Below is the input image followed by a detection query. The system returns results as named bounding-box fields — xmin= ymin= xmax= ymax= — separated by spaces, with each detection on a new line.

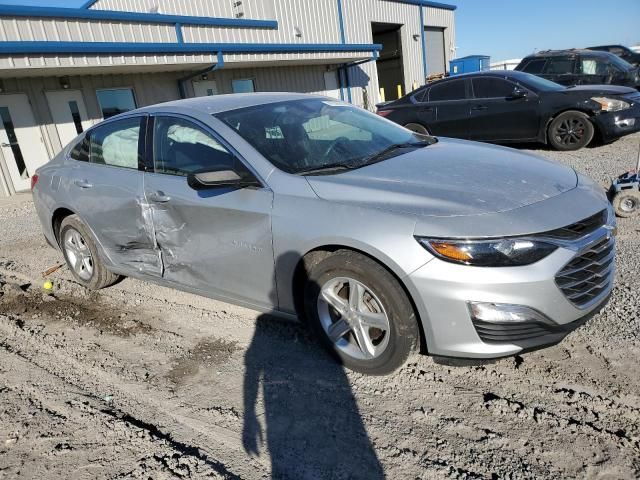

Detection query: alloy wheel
xmin=63 ymin=228 xmax=94 ymax=281
xmin=554 ymin=117 xmax=586 ymax=146
xmin=317 ymin=276 xmax=391 ymax=361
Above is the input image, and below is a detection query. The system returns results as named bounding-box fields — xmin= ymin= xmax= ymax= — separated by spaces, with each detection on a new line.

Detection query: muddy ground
xmin=1 ymin=133 xmax=640 ymax=479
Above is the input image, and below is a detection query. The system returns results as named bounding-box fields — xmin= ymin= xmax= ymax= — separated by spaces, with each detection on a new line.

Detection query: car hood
xmin=562 ymin=84 xmax=638 ymax=95
xmin=306 ymin=138 xmax=578 ymax=218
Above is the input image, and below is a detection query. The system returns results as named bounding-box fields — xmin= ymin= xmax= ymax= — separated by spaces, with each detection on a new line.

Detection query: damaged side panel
xmin=64 ymin=165 xmax=163 ymax=277
xmin=143 ymin=172 xmax=276 ymax=309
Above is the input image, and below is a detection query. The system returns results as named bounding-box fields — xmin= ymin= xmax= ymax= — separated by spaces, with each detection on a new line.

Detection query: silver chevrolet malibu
xmin=32 ymin=93 xmax=616 ymax=375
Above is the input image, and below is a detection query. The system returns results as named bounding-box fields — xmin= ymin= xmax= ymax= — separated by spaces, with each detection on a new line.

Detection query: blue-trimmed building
xmin=0 ymin=0 xmax=456 ymax=195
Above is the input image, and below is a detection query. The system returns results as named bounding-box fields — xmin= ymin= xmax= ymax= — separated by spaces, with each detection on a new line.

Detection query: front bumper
xmin=407 ymin=223 xmax=615 ymax=359
xmin=593 ymin=104 xmax=640 ymax=142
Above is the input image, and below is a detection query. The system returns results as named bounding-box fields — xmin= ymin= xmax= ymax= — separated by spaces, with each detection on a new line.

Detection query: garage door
xmin=424 ymin=27 xmax=446 ymax=76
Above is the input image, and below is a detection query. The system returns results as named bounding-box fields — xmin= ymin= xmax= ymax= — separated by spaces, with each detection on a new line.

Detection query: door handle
xmin=471 ymin=105 xmax=488 ymax=111
xmin=419 ymin=106 xmax=434 ymax=112
xmin=74 ymin=179 xmax=93 ymax=189
xmin=149 ymin=191 xmax=171 ymax=203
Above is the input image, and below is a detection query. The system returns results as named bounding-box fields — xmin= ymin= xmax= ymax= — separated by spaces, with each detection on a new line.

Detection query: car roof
xmin=135 ymin=92 xmax=330 ymax=115
xmin=424 ymin=69 xmax=537 ymax=84
xmin=524 ymin=48 xmax=613 ymax=59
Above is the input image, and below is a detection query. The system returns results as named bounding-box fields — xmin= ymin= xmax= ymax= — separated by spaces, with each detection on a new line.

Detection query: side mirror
xmin=187 ymin=168 xmax=259 ymax=190
xmin=509 ymin=87 xmax=528 ymax=99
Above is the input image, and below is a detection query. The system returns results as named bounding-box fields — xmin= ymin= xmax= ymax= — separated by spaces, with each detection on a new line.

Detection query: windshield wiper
xmin=295 ymin=161 xmax=361 ymax=176
xmin=362 ymin=140 xmax=432 ymax=166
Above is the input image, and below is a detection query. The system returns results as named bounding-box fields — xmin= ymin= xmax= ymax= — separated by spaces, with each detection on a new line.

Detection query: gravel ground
xmin=1 ymin=133 xmax=639 ymax=479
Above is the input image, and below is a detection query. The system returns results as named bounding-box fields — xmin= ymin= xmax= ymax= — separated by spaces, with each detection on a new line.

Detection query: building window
xmin=232 ymin=79 xmax=255 ymax=93
xmin=68 ymin=100 xmax=84 ymax=134
xmin=96 ymin=88 xmax=137 ymax=119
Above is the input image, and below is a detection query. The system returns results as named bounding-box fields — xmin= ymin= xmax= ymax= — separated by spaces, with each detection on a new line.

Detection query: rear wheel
xmin=404 ymin=123 xmax=430 ymax=135
xmin=304 ymin=250 xmax=420 ymax=375
xmin=612 ymin=190 xmax=640 ymax=217
xmin=548 ymin=111 xmax=594 ymax=151
xmin=59 ymin=215 xmax=120 ymax=289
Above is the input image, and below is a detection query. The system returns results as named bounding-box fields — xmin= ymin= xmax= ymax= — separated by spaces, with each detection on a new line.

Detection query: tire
xmin=303 ymin=250 xmax=420 ymax=375
xmin=404 ymin=123 xmax=430 ymax=135
xmin=59 ymin=214 xmax=120 ymax=289
xmin=547 ymin=111 xmax=594 ymax=151
xmin=612 ymin=190 xmax=640 ymax=218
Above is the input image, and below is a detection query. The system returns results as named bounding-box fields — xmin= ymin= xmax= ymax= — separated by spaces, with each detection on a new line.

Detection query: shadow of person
xmin=242 ymin=252 xmax=384 ymax=479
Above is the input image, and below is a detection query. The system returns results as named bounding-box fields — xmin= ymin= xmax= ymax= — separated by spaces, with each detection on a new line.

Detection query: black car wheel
xmin=404 ymin=123 xmax=430 ymax=135
xmin=548 ymin=111 xmax=594 ymax=151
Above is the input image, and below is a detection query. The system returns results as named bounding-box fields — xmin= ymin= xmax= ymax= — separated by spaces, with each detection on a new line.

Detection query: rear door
xmin=540 ymin=56 xmax=578 ymax=85
xmin=66 ymin=115 xmax=162 ymax=276
xmin=425 ymin=78 xmax=471 ymax=138
xmin=468 ymin=77 xmax=540 ymax=141
xmin=143 ymin=114 xmax=276 ymax=308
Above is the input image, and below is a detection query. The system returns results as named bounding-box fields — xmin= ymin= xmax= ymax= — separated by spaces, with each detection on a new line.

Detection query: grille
xmin=543 ymin=210 xmax=607 ymax=240
xmin=472 ymin=320 xmax=556 ymax=343
xmin=555 ymin=234 xmax=615 ymax=308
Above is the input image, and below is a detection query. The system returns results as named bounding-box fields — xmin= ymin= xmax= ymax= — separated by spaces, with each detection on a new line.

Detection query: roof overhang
xmin=0 ymin=41 xmax=381 ymax=56
xmin=0 ymin=4 xmax=278 ymax=29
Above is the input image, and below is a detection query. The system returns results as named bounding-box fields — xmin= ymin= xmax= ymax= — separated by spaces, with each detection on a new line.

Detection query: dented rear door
xmin=67 ymin=115 xmax=163 ymax=277
xmin=143 ymin=114 xmax=276 ymax=309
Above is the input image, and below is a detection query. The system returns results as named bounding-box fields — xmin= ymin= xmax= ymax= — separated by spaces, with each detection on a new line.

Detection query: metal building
xmin=0 ymin=0 xmax=456 ymax=196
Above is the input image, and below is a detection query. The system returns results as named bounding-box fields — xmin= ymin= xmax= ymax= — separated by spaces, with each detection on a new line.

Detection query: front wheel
xmin=548 ymin=111 xmax=594 ymax=151
xmin=304 ymin=250 xmax=420 ymax=375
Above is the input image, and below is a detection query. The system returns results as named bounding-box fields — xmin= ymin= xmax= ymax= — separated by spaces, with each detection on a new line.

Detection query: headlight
xmin=591 ymin=96 xmax=630 ymax=112
xmin=416 ymin=237 xmax=558 ymax=267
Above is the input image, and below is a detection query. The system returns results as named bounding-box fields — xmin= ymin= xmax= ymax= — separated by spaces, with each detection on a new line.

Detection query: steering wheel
xmin=322 ymin=136 xmax=351 ymax=160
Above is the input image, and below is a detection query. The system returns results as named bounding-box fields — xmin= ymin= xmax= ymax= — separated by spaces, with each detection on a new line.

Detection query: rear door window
xmin=472 ymin=78 xmax=516 ymax=98
xmin=543 ymin=57 xmax=576 ymax=74
xmin=89 ymin=117 xmax=142 ymax=169
xmin=428 ymin=80 xmax=467 ymax=102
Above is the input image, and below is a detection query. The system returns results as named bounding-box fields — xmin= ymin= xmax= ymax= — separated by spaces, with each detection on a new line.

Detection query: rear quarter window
xmin=520 ymin=58 xmax=547 ymax=74
xmin=69 ymin=135 xmax=89 ymax=162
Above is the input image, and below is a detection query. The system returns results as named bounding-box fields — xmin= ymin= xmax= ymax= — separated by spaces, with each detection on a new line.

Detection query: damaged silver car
xmin=32 ymin=93 xmax=615 ymax=374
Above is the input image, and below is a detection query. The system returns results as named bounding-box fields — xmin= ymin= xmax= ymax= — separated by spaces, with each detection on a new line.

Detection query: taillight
xmin=30 ymin=174 xmax=39 ymax=191
xmin=376 ymin=110 xmax=393 ymax=117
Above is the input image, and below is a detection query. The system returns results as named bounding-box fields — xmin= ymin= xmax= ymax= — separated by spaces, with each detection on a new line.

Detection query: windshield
xmin=215 ymin=98 xmax=435 ymax=175
xmin=519 ymin=73 xmax=566 ymax=91
xmin=607 ymin=53 xmax=634 ymax=71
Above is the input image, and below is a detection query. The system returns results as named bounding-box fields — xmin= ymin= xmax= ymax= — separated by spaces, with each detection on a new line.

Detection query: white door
xmin=45 ymin=90 xmax=92 ymax=151
xmin=323 ymin=71 xmax=341 ymax=99
xmin=0 ymin=94 xmax=50 ymax=192
xmin=192 ymin=80 xmax=218 ymax=97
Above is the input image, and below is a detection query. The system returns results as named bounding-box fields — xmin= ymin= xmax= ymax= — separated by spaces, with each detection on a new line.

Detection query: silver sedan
xmin=32 ymin=93 xmax=615 ymax=374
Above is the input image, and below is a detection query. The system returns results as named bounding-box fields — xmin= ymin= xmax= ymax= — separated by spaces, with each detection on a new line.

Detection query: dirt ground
xmin=1 ymin=134 xmax=639 ymax=479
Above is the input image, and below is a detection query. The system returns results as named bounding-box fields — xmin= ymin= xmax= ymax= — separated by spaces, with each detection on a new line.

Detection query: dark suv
xmin=516 ymin=49 xmax=640 ymax=89
xmin=587 ymin=45 xmax=640 ymax=67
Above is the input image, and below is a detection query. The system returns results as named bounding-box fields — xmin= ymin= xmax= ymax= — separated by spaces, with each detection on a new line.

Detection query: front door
xmin=0 ymin=94 xmax=50 ymax=192
xmin=45 ymin=90 xmax=92 ymax=152
xmin=144 ymin=114 xmax=275 ymax=308
xmin=468 ymin=77 xmax=540 ymax=141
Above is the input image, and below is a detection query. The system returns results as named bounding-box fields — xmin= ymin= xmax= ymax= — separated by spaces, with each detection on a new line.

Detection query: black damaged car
xmin=377 ymin=70 xmax=640 ymax=151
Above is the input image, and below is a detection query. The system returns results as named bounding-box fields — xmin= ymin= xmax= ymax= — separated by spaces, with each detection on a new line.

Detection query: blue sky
xmin=1 ymin=0 xmax=639 ymax=62
xmin=454 ymin=0 xmax=640 ymax=61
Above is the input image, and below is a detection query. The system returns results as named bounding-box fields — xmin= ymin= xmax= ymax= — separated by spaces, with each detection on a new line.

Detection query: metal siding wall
xmin=90 ymin=0 xmax=275 ymax=19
